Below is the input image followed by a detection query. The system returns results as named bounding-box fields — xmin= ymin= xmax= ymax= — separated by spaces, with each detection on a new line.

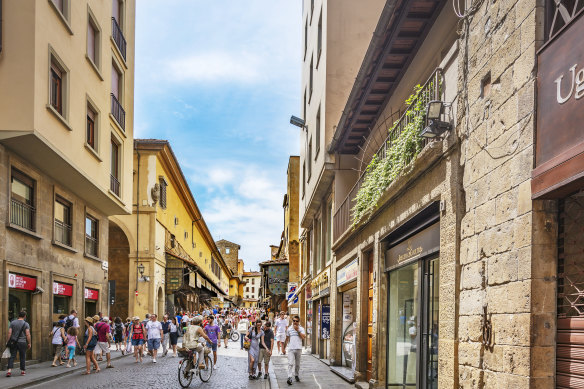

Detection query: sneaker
xmin=295 ymin=376 xmax=300 ymax=382
xmin=213 ymin=365 xmax=219 ymax=370
xmin=5 ymin=372 xmax=11 ymax=377
xmin=20 ymin=371 xmax=26 ymax=376
xmin=264 ymin=373 xmax=269 ymax=379
xmin=152 ymin=359 xmax=157 ymax=363
xmin=287 ymin=378 xmax=293 ymax=385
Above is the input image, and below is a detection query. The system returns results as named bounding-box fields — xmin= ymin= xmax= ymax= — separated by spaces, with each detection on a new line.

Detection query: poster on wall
xmin=321 ymin=304 xmax=330 ymax=339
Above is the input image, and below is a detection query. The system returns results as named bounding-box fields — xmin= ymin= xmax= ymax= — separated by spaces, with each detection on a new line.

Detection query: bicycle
xmin=229 ymin=329 xmax=240 ymax=342
xmin=177 ymin=347 xmax=213 ymax=387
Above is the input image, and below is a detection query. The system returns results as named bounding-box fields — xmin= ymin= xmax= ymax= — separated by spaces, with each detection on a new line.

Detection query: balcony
xmin=111 ymin=93 xmax=125 ymax=130
xmin=111 ymin=17 xmax=127 ymax=61
xmin=333 ymin=69 xmax=443 ymax=243
xmin=54 ymin=220 xmax=72 ymax=246
xmin=110 ymin=174 xmax=120 ymax=197
xmin=10 ymin=199 xmax=35 ymax=231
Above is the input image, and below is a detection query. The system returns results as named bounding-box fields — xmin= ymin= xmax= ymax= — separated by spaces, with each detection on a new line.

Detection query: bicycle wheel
xmin=199 ymin=355 xmax=213 ymax=382
xmin=230 ymin=331 xmax=240 ymax=342
xmin=178 ymin=358 xmax=194 ymax=388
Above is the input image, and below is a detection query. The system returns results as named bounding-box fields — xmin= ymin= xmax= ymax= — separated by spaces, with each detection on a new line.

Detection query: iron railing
xmin=111 ymin=17 xmax=127 ymax=61
xmin=85 ymin=235 xmax=98 ymax=257
xmin=10 ymin=199 xmax=35 ymax=231
xmin=54 ymin=220 xmax=72 ymax=246
xmin=332 ymin=68 xmax=443 ymax=242
xmin=110 ymin=174 xmax=120 ymax=196
xmin=111 ymin=93 xmax=125 ymax=130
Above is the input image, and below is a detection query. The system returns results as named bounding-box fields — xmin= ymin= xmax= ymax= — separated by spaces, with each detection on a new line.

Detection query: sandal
xmin=82 ymin=371 xmax=91 ymax=375
xmin=95 ymin=369 xmax=101 ymax=373
xmin=51 ymin=364 xmax=58 ymax=367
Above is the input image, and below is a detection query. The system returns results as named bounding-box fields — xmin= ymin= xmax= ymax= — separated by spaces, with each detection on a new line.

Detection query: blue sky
xmin=134 ymin=1 xmax=302 ymax=271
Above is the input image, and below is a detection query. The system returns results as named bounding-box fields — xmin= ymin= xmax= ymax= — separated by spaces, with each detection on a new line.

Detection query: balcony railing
xmin=54 ymin=220 xmax=72 ymax=246
xmin=85 ymin=235 xmax=98 ymax=257
xmin=10 ymin=199 xmax=35 ymax=231
xmin=111 ymin=17 xmax=127 ymax=61
xmin=110 ymin=174 xmax=120 ymax=197
xmin=333 ymin=68 xmax=443 ymax=242
xmin=111 ymin=93 xmax=125 ymax=130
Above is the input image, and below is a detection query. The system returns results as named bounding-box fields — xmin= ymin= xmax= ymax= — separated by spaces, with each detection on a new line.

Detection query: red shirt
xmin=132 ymin=323 xmax=145 ymax=340
xmin=95 ymin=322 xmax=110 ymax=342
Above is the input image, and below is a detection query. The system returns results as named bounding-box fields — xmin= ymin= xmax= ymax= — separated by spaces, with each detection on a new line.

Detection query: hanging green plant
xmin=351 ymin=83 xmax=434 ymax=227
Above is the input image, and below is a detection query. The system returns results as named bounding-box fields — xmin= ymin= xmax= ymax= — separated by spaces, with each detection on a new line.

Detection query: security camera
xmin=290 ymin=115 xmax=306 ymax=128
xmin=33 ymin=286 xmax=45 ymax=294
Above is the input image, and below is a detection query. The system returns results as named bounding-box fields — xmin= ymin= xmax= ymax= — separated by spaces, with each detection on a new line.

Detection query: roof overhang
xmin=329 ymin=0 xmax=448 ymax=155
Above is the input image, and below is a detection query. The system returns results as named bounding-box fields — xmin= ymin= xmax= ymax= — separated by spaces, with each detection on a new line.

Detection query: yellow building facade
xmin=108 ymin=139 xmax=234 ymax=320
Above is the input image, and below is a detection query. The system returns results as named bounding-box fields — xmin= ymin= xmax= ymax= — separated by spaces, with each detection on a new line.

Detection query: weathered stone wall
xmin=216 ymin=240 xmax=240 ymax=274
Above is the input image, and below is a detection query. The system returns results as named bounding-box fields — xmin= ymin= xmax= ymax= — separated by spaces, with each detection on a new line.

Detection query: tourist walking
xmin=257 ymin=321 xmax=274 ymax=379
xmin=65 ymin=309 xmax=80 ymax=330
xmin=221 ymin=318 xmax=232 ymax=348
xmin=161 ymin=314 xmax=171 ymax=356
xmin=112 ymin=317 xmax=125 ymax=354
xmin=5 ymin=311 xmax=31 ymax=377
xmin=285 ymin=315 xmax=306 ymax=385
xmin=65 ymin=326 xmax=80 ymax=368
xmin=169 ymin=317 xmax=179 ymax=357
xmin=275 ymin=311 xmax=288 ymax=355
xmin=50 ymin=320 xmax=66 ymax=367
xmin=82 ymin=317 xmax=100 ymax=375
xmin=238 ymin=314 xmax=251 ymax=350
xmin=130 ymin=316 xmax=145 ymax=363
xmin=204 ymin=315 xmax=220 ymax=369
xmin=245 ymin=320 xmax=266 ymax=380
xmin=95 ymin=317 xmax=114 ymax=368
xmin=145 ymin=314 xmax=163 ymax=363
xmin=124 ymin=317 xmax=133 ymax=354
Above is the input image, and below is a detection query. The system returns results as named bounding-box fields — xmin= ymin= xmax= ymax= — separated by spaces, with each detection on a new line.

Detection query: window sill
xmin=85 ymin=55 xmax=104 ymax=81
xmin=108 ymin=189 xmax=124 ymax=204
xmin=110 ymin=36 xmax=128 ymax=69
xmin=7 ymin=223 xmax=42 ymax=240
xmin=46 ymin=104 xmax=73 ymax=131
xmin=84 ymin=143 xmax=102 ymax=162
xmin=52 ymin=240 xmax=78 ymax=253
xmin=48 ymin=0 xmax=73 ymax=35
xmin=84 ymin=252 xmax=101 ymax=262
xmin=109 ymin=113 xmax=127 ymax=138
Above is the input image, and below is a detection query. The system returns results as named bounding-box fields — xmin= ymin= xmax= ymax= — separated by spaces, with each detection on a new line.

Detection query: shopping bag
xmin=1 ymin=348 xmax=10 ymax=359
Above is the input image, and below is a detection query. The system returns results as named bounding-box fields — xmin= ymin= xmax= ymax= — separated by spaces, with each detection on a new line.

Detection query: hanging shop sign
xmin=337 ymin=258 xmax=359 ymax=287
xmin=53 ymin=282 xmax=73 ymax=297
xmin=84 ymin=288 xmax=99 ymax=301
xmin=534 ymin=12 xmax=584 ymax=198
xmin=8 ymin=273 xmax=37 ymax=291
xmin=310 ymin=267 xmax=330 ymax=299
xmin=386 ymin=222 xmax=440 ymax=270
xmin=320 ymin=304 xmax=330 ymax=339
xmin=267 ymin=264 xmax=289 ymax=295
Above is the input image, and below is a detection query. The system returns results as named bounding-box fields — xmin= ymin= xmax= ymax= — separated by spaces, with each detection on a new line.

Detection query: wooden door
xmin=367 ymin=251 xmax=374 ymax=381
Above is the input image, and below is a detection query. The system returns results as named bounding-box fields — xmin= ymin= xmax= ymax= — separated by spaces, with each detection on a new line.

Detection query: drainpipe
xmin=135 ymin=149 xmax=140 ymax=297
xmin=0 ymin=0 xmax=3 ymax=54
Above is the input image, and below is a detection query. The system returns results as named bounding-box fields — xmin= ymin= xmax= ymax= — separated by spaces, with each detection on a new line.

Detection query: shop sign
xmin=320 ymin=304 xmax=330 ymax=339
xmin=189 ymin=272 xmax=196 ymax=288
xmin=53 ymin=282 xmax=73 ymax=297
xmin=84 ymin=288 xmax=99 ymax=300
xmin=310 ymin=267 xmax=330 ymax=299
xmin=386 ymin=222 xmax=440 ymax=270
xmin=8 ymin=273 xmax=37 ymax=291
xmin=337 ymin=258 xmax=359 ymax=287
xmin=290 ymin=307 xmax=299 ymax=314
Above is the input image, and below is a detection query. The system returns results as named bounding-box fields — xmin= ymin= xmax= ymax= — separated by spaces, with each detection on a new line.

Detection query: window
xmin=111 ymin=62 xmax=125 ymax=129
xmin=50 ymin=0 xmax=71 ymax=30
xmin=87 ymin=11 xmax=101 ymax=69
xmin=325 ymin=199 xmax=332 ymax=263
xmin=110 ymin=138 xmax=120 ymax=196
xmin=112 ymin=0 xmax=127 ymax=61
xmin=159 ymin=178 xmax=167 ymax=209
xmin=10 ymin=169 xmax=35 ymax=231
xmin=303 ymin=89 xmax=307 ymax=120
xmin=54 ymin=196 xmax=72 ymax=246
xmin=252 ymin=278 xmax=255 ymax=285
xmin=52 ymin=0 xmax=65 ymax=14
xmin=302 ymin=162 xmax=306 ymax=197
xmin=112 ymin=0 xmax=122 ymax=29
xmin=308 ymin=138 xmax=312 ymax=180
xmin=50 ymin=62 xmax=63 ymax=115
xmin=252 ymin=287 xmax=255 ymax=293
xmin=226 ymin=248 xmax=230 ymax=254
xmin=304 ymin=20 xmax=308 ymax=59
xmin=309 ymin=56 xmax=314 ymax=98
xmin=86 ymin=104 xmax=96 ymax=150
xmin=246 ymin=287 xmax=249 ymax=292
xmin=315 ymin=105 xmax=321 ymax=156
xmin=317 ymin=11 xmax=322 ymax=62
xmin=85 ymin=215 xmax=99 ymax=257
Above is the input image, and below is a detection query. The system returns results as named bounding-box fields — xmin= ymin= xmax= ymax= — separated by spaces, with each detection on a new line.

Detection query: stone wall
xmin=216 ymin=240 xmax=240 ymax=274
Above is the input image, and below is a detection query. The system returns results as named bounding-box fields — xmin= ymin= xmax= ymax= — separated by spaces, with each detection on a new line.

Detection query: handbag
xmin=6 ymin=322 xmax=26 ymax=348
xmin=243 ymin=340 xmax=251 ymax=350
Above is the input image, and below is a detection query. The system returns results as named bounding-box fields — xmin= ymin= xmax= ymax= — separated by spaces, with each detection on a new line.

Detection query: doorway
xmin=367 ymin=251 xmax=374 ymax=381
xmin=108 ymin=222 xmax=130 ymax=319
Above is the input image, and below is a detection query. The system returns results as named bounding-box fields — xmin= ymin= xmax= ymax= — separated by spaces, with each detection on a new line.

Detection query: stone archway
xmin=108 ymin=221 xmax=130 ymax=320
xmin=157 ymin=286 xmax=165 ymax=318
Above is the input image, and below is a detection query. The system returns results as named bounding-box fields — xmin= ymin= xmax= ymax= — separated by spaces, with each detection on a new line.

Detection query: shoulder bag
xmin=6 ymin=322 xmax=26 ymax=348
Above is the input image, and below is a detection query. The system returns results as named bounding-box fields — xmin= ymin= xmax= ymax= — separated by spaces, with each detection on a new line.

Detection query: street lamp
xmin=290 ymin=115 xmax=306 ymax=129
xmin=420 ymin=100 xmax=452 ymax=139
xmin=138 ymin=263 xmax=145 ymax=277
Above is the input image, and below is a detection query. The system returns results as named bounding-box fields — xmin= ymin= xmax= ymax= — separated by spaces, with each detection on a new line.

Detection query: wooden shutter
xmin=111 ymin=64 xmax=120 ymax=99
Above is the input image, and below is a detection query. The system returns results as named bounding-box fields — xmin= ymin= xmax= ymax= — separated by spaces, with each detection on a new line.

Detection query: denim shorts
xmin=207 ymin=342 xmax=217 ymax=352
xmin=131 ymin=339 xmax=145 ymax=346
xmin=147 ymin=338 xmax=161 ymax=351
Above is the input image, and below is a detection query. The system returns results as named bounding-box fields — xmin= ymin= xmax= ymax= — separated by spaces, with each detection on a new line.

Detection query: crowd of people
xmin=5 ymin=307 xmax=307 ymax=386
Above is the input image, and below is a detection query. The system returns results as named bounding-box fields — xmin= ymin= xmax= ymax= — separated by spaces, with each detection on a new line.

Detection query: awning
xmin=287 ymin=277 xmax=310 ymax=303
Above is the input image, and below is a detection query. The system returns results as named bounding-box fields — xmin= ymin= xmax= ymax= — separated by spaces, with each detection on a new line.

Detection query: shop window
xmin=54 ymin=196 xmax=72 ymax=246
xmin=85 ymin=215 xmax=99 ymax=257
xmin=10 ymin=168 xmax=36 ymax=231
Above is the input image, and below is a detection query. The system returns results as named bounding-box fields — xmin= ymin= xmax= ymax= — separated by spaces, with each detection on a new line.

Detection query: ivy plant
xmin=351 ymin=83 xmax=435 ymax=227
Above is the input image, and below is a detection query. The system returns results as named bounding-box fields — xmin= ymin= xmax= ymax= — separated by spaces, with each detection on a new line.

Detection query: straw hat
xmin=92 ymin=315 xmax=100 ymax=322
xmin=85 ymin=316 xmax=94 ymax=324
xmin=133 ymin=316 xmax=140 ymax=321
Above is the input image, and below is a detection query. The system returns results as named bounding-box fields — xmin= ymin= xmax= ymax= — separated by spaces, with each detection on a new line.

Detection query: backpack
xmin=64 ymin=316 xmax=74 ymax=332
xmin=115 ymin=323 xmax=124 ymax=338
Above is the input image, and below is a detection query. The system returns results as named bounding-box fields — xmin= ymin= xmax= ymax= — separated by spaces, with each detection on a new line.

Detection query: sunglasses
xmin=293 ymin=320 xmax=299 ymax=323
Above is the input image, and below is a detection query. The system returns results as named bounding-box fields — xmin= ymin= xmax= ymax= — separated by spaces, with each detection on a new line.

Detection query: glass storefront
xmin=341 ymin=288 xmax=357 ymax=369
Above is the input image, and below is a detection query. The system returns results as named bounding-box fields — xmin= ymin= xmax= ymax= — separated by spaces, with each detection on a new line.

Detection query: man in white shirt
xmin=238 ymin=315 xmax=251 ymax=350
xmin=285 ymin=315 xmax=306 ymax=385
xmin=145 ymin=314 xmax=163 ymax=363
xmin=66 ymin=310 xmax=80 ymax=328
xmin=274 ymin=311 xmax=288 ymax=355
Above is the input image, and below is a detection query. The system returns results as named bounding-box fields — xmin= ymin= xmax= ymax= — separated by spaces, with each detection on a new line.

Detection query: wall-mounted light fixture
xmin=420 ymin=100 xmax=452 ymax=139
xmin=289 ymin=115 xmax=306 ymax=129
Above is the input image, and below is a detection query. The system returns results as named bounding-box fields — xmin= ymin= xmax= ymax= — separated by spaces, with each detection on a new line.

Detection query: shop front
xmin=336 ymin=258 xmax=359 ymax=370
xmin=385 ymin=218 xmax=439 ymax=389
xmin=7 ymin=272 xmax=38 ymax=360
xmin=84 ymin=287 xmax=99 ymax=317
xmin=52 ymin=281 xmax=73 ymax=322
xmin=311 ymin=267 xmax=331 ymax=360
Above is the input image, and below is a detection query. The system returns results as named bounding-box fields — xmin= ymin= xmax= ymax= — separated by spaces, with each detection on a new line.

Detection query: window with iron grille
xmin=85 ymin=215 xmax=98 ymax=257
xmin=54 ymin=196 xmax=72 ymax=246
xmin=10 ymin=169 xmax=35 ymax=231
xmin=160 ymin=178 xmax=167 ymax=209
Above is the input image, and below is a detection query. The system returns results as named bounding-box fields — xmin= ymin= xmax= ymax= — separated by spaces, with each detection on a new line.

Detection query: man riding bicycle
xmin=182 ymin=316 xmax=212 ymax=369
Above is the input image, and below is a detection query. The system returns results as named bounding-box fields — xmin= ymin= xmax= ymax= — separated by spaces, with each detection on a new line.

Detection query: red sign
xmin=84 ymin=288 xmax=98 ymax=300
xmin=8 ymin=273 xmax=37 ymax=291
xmin=53 ymin=282 xmax=73 ymax=297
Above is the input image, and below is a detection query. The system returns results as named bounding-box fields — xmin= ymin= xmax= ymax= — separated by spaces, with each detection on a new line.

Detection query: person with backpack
xmin=112 ymin=317 xmax=125 ymax=354
xmin=65 ymin=310 xmax=79 ymax=332
xmin=49 ymin=320 xmax=66 ymax=367
xmin=129 ymin=316 xmax=145 ymax=363
xmin=82 ymin=317 xmax=100 ymax=375
xmin=160 ymin=314 xmax=171 ymax=357
xmin=5 ymin=311 xmax=31 ymax=377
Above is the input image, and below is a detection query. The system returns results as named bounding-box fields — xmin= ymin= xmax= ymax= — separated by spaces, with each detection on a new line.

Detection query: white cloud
xmin=166 ymin=51 xmax=263 ymax=84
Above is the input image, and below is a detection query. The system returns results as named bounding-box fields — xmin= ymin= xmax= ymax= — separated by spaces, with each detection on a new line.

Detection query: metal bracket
xmin=481 ymin=305 xmax=494 ymax=351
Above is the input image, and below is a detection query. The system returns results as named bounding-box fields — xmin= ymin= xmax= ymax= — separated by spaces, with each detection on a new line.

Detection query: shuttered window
xmin=159 ymin=178 xmax=167 ymax=209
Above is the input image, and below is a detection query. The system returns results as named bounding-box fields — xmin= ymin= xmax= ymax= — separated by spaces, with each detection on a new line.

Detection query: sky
xmin=134 ymin=1 xmax=302 ymax=271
